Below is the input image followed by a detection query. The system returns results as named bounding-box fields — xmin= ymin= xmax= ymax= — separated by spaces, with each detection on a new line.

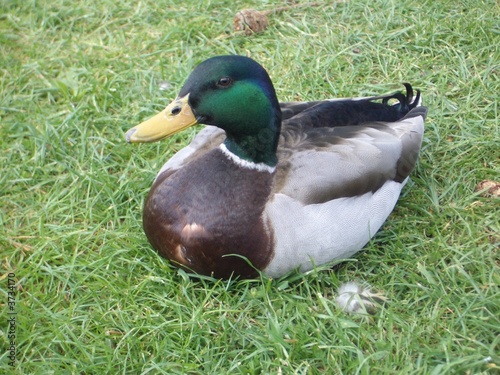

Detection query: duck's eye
xmin=216 ymin=77 xmax=233 ymax=88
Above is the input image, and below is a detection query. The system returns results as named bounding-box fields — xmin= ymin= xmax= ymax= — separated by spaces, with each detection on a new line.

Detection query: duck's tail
xmin=282 ymin=84 xmax=426 ymax=128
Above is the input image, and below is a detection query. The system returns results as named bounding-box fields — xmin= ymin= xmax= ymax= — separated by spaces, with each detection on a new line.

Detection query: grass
xmin=1 ymin=0 xmax=499 ymax=373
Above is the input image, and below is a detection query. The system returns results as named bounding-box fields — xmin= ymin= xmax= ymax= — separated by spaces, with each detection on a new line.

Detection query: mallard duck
xmin=126 ymin=55 xmax=427 ymax=279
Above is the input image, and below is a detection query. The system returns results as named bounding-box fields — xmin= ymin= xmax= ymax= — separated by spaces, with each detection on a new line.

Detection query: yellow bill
xmin=125 ymin=94 xmax=198 ymax=143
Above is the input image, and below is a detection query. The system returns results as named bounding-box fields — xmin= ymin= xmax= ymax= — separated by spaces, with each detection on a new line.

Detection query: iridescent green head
xmin=126 ymin=55 xmax=282 ymax=166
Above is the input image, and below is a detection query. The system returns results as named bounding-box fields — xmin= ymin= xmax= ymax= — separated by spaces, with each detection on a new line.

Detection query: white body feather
xmin=262 ymin=179 xmax=406 ymax=277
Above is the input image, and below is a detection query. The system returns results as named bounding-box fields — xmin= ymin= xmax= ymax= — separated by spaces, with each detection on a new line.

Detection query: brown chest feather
xmin=143 ymin=149 xmax=275 ymax=278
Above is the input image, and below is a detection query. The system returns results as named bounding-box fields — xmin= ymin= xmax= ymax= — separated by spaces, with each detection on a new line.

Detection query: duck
xmin=126 ymin=55 xmax=427 ymax=279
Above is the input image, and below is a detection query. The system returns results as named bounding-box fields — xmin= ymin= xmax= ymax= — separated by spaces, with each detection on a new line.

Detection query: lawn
xmin=1 ymin=0 xmax=499 ymax=373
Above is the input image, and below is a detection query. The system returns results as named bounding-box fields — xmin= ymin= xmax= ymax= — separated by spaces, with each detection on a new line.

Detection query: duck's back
xmin=263 ymin=103 xmax=426 ymax=277
xmin=273 ymin=105 xmax=427 ymax=204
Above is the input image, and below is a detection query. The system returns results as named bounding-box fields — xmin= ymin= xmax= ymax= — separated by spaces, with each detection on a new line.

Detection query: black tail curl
xmin=382 ymin=83 xmax=421 ymax=113
xmin=298 ymin=83 xmax=423 ymax=128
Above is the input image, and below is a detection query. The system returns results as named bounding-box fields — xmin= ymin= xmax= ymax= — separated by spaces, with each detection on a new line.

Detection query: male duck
xmin=126 ymin=55 xmax=427 ymax=279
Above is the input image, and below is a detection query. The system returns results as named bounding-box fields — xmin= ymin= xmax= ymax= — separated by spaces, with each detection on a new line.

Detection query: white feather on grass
xmin=336 ymin=281 xmax=388 ymax=314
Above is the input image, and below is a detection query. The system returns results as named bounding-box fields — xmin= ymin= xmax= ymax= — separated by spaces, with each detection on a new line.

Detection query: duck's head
xmin=126 ymin=55 xmax=282 ymax=166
